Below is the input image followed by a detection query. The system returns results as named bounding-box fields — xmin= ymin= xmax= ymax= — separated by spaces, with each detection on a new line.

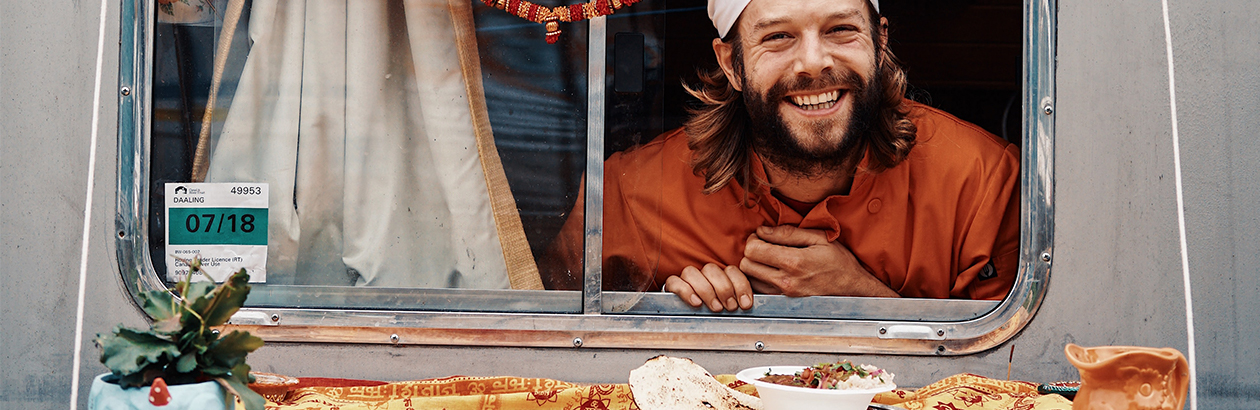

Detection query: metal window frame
xmin=116 ymin=0 xmax=1055 ymax=355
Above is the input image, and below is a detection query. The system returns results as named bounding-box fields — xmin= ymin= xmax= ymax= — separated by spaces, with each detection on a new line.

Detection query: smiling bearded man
xmin=543 ymin=0 xmax=1021 ymax=312
xmin=744 ymin=61 xmax=877 ymax=179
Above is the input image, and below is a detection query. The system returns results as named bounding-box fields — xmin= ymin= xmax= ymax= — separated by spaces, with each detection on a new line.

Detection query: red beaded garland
xmin=484 ymin=0 xmax=642 ymax=43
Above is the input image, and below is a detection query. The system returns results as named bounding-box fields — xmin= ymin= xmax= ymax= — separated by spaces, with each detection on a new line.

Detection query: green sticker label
xmin=167 ymin=207 xmax=268 ymax=246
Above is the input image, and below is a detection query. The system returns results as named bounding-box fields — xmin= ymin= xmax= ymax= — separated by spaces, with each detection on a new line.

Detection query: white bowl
xmin=736 ymin=366 xmax=896 ymax=410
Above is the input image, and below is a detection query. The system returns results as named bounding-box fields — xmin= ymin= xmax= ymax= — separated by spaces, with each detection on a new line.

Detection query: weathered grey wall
xmin=1 ymin=0 xmax=140 ymax=408
xmin=1168 ymin=2 xmax=1260 ymax=405
xmin=1044 ymin=1 xmax=1260 ymax=406
xmin=2 ymin=0 xmax=1257 ymax=409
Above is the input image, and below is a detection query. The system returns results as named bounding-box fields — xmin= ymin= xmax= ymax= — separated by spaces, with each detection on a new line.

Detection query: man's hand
xmin=740 ymin=225 xmax=901 ymax=298
xmin=663 ymin=263 xmax=755 ymax=312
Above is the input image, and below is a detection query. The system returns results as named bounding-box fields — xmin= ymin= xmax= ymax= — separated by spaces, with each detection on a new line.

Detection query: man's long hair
xmin=683 ymin=6 xmax=917 ymax=195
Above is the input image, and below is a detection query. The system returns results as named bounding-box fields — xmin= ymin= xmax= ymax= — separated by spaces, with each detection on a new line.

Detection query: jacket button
xmin=868 ymin=198 xmax=882 ymax=213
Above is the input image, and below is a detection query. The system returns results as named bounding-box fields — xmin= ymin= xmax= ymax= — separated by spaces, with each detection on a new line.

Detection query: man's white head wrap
xmin=708 ymin=0 xmax=880 ymax=39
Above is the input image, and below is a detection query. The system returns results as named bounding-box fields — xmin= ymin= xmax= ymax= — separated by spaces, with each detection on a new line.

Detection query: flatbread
xmin=629 ymin=356 xmax=763 ymax=410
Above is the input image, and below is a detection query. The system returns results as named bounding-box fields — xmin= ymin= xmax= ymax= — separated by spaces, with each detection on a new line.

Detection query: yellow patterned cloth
xmin=254 ymin=373 xmax=1070 ymax=410
xmin=260 ymin=376 xmax=638 ymax=410
xmin=872 ymin=373 xmax=1073 ymax=410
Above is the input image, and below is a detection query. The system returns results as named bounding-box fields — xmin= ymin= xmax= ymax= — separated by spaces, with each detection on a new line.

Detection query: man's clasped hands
xmin=663 ymin=225 xmax=901 ymax=312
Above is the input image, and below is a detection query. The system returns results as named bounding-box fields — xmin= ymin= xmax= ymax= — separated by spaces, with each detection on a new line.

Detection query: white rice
xmin=832 ymin=365 xmax=895 ymax=390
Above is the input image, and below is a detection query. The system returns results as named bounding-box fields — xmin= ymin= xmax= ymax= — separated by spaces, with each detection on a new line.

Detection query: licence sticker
xmin=164 ymin=183 xmax=267 ymax=283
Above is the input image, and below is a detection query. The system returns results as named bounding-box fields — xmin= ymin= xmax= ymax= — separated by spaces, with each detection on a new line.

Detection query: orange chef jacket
xmin=544 ymin=101 xmax=1020 ymax=300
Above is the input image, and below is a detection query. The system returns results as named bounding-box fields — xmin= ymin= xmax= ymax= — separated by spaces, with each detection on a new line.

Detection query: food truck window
xmin=117 ymin=0 xmax=1055 ymax=354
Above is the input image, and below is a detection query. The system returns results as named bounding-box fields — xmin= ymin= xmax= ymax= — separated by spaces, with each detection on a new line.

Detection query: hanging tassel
xmin=545 ymin=20 xmax=561 ymax=44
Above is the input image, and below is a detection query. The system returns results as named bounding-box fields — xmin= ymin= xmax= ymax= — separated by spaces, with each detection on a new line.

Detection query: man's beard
xmin=743 ymin=68 xmax=882 ymax=178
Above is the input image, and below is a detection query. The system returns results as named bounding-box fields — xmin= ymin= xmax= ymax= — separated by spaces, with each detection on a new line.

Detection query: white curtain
xmin=205 ymin=0 xmax=511 ymax=289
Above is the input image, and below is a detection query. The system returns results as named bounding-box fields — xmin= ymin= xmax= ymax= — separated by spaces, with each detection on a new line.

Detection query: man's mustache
xmin=763 ymin=70 xmax=866 ymax=103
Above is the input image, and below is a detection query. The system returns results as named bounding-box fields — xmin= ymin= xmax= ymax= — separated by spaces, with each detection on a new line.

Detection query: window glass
xmin=584 ymin=0 xmax=1025 ymax=316
xmin=147 ymin=0 xmax=585 ymax=299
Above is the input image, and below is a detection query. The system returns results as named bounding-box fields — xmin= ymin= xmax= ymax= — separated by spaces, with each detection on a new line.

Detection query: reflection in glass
xmin=148 ymin=0 xmax=586 ymax=290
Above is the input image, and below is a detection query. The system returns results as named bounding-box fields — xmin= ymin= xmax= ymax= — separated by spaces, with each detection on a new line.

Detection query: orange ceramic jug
xmin=1064 ymin=344 xmax=1190 ymax=410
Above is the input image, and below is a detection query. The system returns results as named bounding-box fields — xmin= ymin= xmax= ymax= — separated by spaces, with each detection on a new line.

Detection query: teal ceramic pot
xmin=88 ymin=374 xmax=228 ymax=410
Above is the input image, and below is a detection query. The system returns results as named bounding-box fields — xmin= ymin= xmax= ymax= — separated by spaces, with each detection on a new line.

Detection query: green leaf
xmin=181 ymin=281 xmax=216 ymax=302
xmin=201 ymin=269 xmax=252 ymax=327
xmin=230 ymin=362 xmax=253 ymax=386
xmin=200 ymin=365 xmax=231 ymax=377
xmin=96 ymin=327 xmax=179 ymax=376
xmin=177 ymin=283 xmax=217 ymax=331
xmin=204 ymin=330 xmax=263 ymax=368
xmin=152 ymin=317 xmax=185 ymax=335
xmin=175 ymin=351 xmax=199 ymax=373
xmin=218 ymin=373 xmax=266 ymax=410
xmin=138 ymin=290 xmax=177 ymax=321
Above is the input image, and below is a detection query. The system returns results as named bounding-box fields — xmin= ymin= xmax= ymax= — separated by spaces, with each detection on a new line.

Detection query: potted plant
xmin=90 ymin=258 xmax=265 ymax=410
